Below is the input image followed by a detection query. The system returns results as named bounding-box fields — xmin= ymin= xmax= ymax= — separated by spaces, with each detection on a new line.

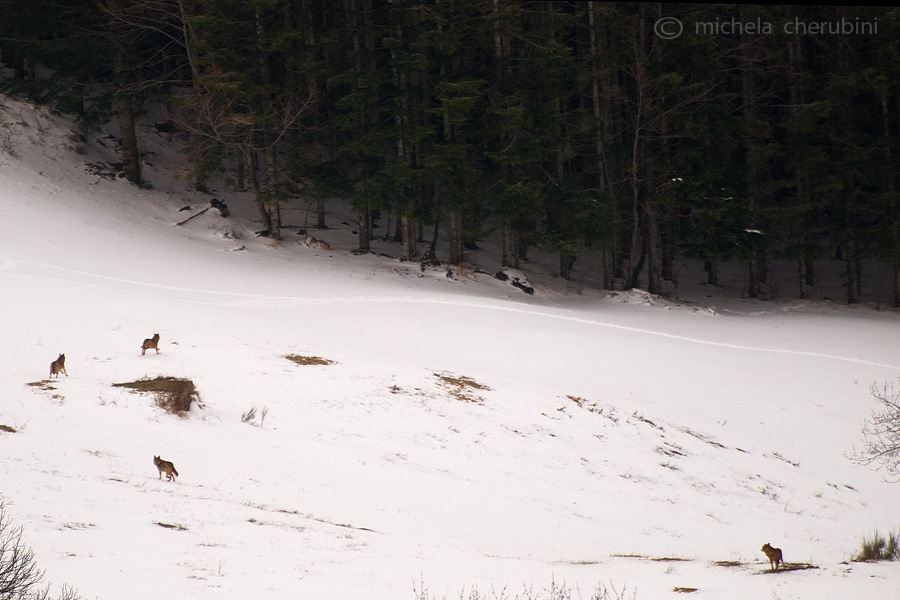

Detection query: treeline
xmin=1 ymin=2 xmax=899 ymax=304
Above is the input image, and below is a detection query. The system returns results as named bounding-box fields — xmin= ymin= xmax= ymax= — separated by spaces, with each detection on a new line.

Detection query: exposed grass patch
xmin=713 ymin=560 xmax=742 ymax=567
xmin=567 ymin=394 xmax=589 ymax=406
xmin=112 ymin=376 xmax=199 ymax=416
xmin=154 ymin=521 xmax=188 ymax=531
xmin=435 ymin=372 xmax=490 ymax=404
xmin=853 ymin=528 xmax=900 ymax=562
xmin=0 ymin=424 xmax=16 ymax=433
xmin=26 ymin=380 xmax=56 ymax=391
xmin=760 ymin=563 xmax=818 ymax=573
xmin=673 ymin=587 xmax=698 ymax=593
xmin=285 ymin=353 xmax=334 ymax=366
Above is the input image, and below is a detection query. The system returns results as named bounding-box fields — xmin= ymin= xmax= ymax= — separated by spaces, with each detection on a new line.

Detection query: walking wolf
xmin=153 ymin=455 xmax=178 ymax=482
xmin=49 ymin=354 xmax=67 ymax=378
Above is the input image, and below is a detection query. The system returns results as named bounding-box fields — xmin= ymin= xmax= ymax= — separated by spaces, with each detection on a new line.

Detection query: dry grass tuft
xmin=113 ymin=376 xmax=199 ymax=416
xmin=285 ymin=353 xmax=335 ymax=366
xmin=435 ymin=372 xmax=490 ymax=404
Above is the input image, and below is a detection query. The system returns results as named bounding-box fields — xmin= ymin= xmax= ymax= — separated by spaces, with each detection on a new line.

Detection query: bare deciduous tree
xmin=0 ymin=506 xmax=43 ymax=599
xmin=0 ymin=499 xmax=83 ymax=600
xmin=847 ymin=378 xmax=900 ymax=482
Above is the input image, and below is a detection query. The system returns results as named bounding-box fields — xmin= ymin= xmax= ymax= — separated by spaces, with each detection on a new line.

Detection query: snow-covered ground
xmin=0 ymin=96 xmax=898 ymax=600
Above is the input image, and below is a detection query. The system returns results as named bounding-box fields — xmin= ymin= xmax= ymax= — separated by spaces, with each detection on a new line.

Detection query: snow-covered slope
xmin=1 ymin=96 xmax=898 ymax=600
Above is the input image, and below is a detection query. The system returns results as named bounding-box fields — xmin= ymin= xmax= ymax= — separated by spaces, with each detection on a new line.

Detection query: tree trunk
xmin=626 ymin=120 xmax=643 ymax=290
xmin=894 ymin=257 xmax=900 ymax=308
xmin=846 ymin=238 xmax=860 ymax=304
xmin=427 ymin=187 xmax=441 ymax=260
xmin=316 ymin=197 xmax=326 ymax=229
xmin=741 ymin=7 xmax=764 ymax=299
xmin=501 ymin=222 xmax=518 ymax=269
xmin=602 ymin=250 xmax=615 ymax=290
xmin=236 ymin=154 xmax=245 ymax=191
xmin=588 ymin=2 xmax=617 ymax=291
xmin=704 ymin=261 xmax=718 ymax=286
xmin=646 ymin=204 xmax=662 ymax=295
xmin=748 ymin=253 xmax=762 ymax=299
xmin=247 ymin=151 xmax=272 ymax=233
xmin=788 ymin=33 xmax=814 ymax=301
xmin=393 ymin=215 xmax=403 ymax=243
xmin=265 ymin=147 xmax=281 ymax=240
xmin=448 ymin=209 xmax=464 ymax=265
xmin=357 ymin=199 xmax=371 ymax=252
xmin=400 ymin=216 xmax=417 ymax=261
xmin=662 ymin=230 xmax=675 ymax=283
xmin=799 ymin=258 xmax=813 ymax=300
xmin=560 ymin=252 xmax=574 ymax=280
xmin=116 ymin=93 xmax=142 ymax=186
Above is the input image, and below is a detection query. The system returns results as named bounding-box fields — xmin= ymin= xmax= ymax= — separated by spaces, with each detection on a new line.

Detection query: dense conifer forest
xmin=1 ymin=2 xmax=898 ymax=305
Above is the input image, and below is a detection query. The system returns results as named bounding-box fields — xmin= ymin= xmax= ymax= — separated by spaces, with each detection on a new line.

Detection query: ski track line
xmin=5 ymin=258 xmax=899 ymax=371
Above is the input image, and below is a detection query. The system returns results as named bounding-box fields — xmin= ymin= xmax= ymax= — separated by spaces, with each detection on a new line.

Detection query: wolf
xmin=141 ymin=333 xmax=160 ymax=356
xmin=761 ymin=543 xmax=783 ymax=570
xmin=153 ymin=455 xmax=178 ymax=482
xmin=49 ymin=353 xmax=67 ymax=378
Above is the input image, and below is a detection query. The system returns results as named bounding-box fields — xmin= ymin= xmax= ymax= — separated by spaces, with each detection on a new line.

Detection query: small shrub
xmin=241 ymin=406 xmax=268 ymax=427
xmin=854 ymin=529 xmax=900 ymax=562
xmin=112 ymin=376 xmax=199 ymax=416
xmin=285 ymin=353 xmax=334 ymax=366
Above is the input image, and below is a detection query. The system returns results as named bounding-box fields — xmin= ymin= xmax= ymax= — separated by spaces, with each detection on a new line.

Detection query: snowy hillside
xmin=1 ymin=96 xmax=898 ymax=600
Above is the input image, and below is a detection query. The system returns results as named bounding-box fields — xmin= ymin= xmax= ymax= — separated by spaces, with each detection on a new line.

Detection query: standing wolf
xmin=141 ymin=333 xmax=160 ymax=356
xmin=49 ymin=353 xmax=67 ymax=378
xmin=761 ymin=543 xmax=783 ymax=570
xmin=153 ymin=455 xmax=178 ymax=482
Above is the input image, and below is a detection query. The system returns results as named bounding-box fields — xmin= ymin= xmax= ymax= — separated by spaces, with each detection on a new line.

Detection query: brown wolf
xmin=761 ymin=543 xmax=783 ymax=570
xmin=141 ymin=333 xmax=160 ymax=356
xmin=49 ymin=353 xmax=67 ymax=378
xmin=153 ymin=455 xmax=178 ymax=481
